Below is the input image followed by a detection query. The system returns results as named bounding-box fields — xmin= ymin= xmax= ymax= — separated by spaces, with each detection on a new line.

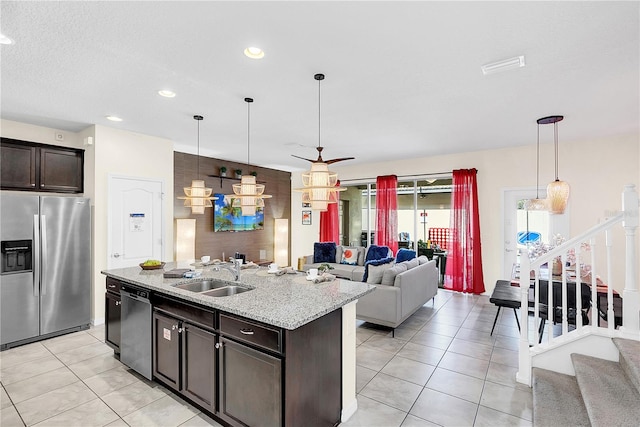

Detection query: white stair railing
xmin=516 ymin=184 xmax=639 ymax=386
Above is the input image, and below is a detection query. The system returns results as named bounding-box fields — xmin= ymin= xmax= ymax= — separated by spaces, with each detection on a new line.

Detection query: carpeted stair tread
xmin=532 ymin=367 xmax=590 ymax=427
xmin=613 ymin=338 xmax=640 ymax=395
xmin=571 ymin=353 xmax=640 ymax=427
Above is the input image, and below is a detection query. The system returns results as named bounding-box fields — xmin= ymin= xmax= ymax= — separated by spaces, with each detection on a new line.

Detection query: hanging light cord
xmin=536 ymin=124 xmax=540 ymax=198
xmin=318 ymin=76 xmax=321 ymax=149
xmin=196 ymin=116 xmax=201 ymax=178
xmin=247 ymin=100 xmax=251 ymax=167
xmin=553 ymin=121 xmax=559 ymax=180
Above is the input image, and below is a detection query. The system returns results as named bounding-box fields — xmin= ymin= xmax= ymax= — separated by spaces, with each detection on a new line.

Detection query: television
xmin=213 ymin=193 xmax=264 ymax=232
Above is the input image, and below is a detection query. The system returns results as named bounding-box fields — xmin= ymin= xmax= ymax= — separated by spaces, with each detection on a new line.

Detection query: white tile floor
xmin=1 ymin=290 xmax=535 ymax=426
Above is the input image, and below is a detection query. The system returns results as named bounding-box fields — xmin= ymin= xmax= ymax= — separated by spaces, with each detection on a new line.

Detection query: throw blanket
xmin=366 ymin=245 xmax=390 ymax=262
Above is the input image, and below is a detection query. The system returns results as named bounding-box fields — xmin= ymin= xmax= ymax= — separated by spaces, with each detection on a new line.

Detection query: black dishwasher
xmin=120 ymin=284 xmax=152 ymax=380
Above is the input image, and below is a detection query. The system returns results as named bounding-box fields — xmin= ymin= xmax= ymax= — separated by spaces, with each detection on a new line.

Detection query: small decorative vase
xmin=220 ymin=171 xmax=226 ymax=177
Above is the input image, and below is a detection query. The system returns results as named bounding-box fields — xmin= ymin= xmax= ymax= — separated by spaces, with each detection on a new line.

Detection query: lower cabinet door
xmin=153 ymin=311 xmax=180 ymax=391
xmin=218 ymin=337 xmax=282 ymax=427
xmin=105 ymin=291 xmax=121 ymax=353
xmin=181 ymin=323 xmax=216 ymax=413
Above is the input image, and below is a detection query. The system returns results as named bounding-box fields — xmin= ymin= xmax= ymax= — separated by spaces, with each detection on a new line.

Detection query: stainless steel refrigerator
xmin=1 ymin=194 xmax=91 ymax=350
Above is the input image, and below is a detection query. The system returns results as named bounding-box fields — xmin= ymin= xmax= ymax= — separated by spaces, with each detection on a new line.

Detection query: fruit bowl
xmin=139 ymin=262 xmax=165 ymax=270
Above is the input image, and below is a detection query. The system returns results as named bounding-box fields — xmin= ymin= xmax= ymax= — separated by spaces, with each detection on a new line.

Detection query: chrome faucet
xmin=214 ymin=259 xmax=242 ymax=281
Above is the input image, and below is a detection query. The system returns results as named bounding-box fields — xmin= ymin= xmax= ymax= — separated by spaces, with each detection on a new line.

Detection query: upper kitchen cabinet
xmin=1 ymin=138 xmax=84 ymax=193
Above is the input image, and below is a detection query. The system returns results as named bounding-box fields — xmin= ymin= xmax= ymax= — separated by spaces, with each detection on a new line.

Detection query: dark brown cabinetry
xmin=218 ymin=316 xmax=283 ymax=427
xmin=105 ymin=278 xmax=122 ymax=353
xmin=153 ymin=297 xmax=216 ymax=413
xmin=1 ymin=138 xmax=84 ymax=193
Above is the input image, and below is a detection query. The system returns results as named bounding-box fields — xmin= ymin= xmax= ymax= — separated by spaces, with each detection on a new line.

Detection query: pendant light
xmin=525 ymin=119 xmax=549 ymax=211
xmin=226 ymin=97 xmax=271 ymax=217
xmin=541 ymin=115 xmax=570 ymax=214
xmin=293 ymin=73 xmax=353 ymax=211
xmin=178 ymin=115 xmax=215 ymax=215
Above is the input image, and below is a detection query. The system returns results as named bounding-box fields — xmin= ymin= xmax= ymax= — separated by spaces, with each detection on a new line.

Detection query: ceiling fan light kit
xmin=179 ymin=115 xmax=216 ymax=214
xmin=226 ymin=97 xmax=272 ymax=217
xmin=293 ymin=73 xmax=353 ymax=211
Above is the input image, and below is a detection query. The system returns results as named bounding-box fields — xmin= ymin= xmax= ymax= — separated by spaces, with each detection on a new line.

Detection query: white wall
xmin=1 ymin=120 xmax=175 ymax=323
xmin=92 ymin=125 xmax=174 ymax=321
xmin=291 ymin=133 xmax=639 ymax=295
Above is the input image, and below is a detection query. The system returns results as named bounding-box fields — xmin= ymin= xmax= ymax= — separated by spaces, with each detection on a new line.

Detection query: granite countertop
xmin=101 ymin=262 xmax=375 ymax=330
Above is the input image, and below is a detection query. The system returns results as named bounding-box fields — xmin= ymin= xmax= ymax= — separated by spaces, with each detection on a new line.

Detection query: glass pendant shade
xmin=179 ymin=179 xmax=214 ymax=215
xmin=524 ymin=198 xmax=548 ymax=211
xmin=229 ymin=175 xmax=271 ymax=217
xmin=547 ymin=179 xmax=570 ymax=214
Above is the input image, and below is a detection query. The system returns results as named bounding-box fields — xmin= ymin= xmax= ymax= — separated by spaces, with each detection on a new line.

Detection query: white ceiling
xmin=1 ymin=1 xmax=638 ymax=172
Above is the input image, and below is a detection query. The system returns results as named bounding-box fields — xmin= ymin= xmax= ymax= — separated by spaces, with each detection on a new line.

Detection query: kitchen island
xmin=102 ymin=263 xmax=375 ymax=427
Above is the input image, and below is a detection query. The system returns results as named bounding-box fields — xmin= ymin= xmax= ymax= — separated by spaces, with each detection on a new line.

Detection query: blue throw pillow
xmin=396 ymin=248 xmax=416 ymax=263
xmin=313 ymin=242 xmax=337 ymax=263
xmin=362 ymin=257 xmax=395 ymax=282
xmin=365 ymin=245 xmax=390 ymax=262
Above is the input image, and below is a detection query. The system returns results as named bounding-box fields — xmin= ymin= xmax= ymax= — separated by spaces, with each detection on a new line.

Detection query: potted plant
xmin=250 ymin=171 xmax=257 ymax=177
xmin=235 ymin=169 xmax=242 ymax=179
xmin=219 ymin=166 xmax=227 ymax=177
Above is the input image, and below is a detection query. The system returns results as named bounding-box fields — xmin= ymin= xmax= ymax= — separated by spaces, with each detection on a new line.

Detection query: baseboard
xmin=92 ymin=317 xmax=105 ymax=326
xmin=341 ymin=399 xmax=358 ymax=422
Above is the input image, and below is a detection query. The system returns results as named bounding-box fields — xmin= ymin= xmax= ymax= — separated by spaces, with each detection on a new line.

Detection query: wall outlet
xmin=259 ymin=249 xmax=266 ymax=260
xmin=55 ymin=132 xmax=64 ymax=141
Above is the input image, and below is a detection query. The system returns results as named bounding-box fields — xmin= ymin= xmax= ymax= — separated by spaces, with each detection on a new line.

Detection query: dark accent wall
xmin=174 ymin=152 xmax=291 ymax=264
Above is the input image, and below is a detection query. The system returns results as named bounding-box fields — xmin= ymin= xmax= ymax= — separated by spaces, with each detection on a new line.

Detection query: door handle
xmin=113 ymin=253 xmax=121 ymax=258
xmin=40 ymin=215 xmax=47 ymax=295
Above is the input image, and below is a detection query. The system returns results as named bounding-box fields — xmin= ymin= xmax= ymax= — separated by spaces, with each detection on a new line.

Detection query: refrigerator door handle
xmin=40 ymin=215 xmax=47 ymax=295
xmin=33 ymin=215 xmax=40 ymax=297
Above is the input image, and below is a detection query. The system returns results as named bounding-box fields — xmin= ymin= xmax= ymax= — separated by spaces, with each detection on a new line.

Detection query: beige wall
xmin=1 ymin=120 xmax=175 ymax=324
xmin=291 ymin=133 xmax=639 ymax=294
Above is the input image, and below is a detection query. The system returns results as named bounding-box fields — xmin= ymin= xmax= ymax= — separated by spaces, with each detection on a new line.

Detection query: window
xmin=339 ymin=176 xmax=452 ymax=249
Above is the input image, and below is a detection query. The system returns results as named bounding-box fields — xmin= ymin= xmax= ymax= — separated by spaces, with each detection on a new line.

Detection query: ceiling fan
xmin=291 ymin=73 xmax=354 ymax=166
xmin=291 ymin=146 xmax=354 ymax=165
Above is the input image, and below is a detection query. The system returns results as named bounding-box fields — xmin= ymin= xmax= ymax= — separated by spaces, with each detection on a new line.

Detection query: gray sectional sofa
xmin=302 ymin=244 xmax=439 ymax=330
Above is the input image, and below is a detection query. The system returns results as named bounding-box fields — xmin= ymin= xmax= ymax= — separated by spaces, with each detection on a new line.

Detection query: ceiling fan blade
xmin=325 ymin=157 xmax=355 ymax=165
xmin=291 ymin=154 xmax=317 ymax=163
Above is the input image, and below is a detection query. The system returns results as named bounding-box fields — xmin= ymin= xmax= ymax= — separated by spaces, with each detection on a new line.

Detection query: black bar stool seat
xmin=489 ymin=280 xmax=522 ymax=335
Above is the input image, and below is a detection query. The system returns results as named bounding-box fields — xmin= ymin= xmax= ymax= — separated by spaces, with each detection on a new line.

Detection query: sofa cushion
xmin=396 ymin=248 xmax=416 ymax=263
xmin=335 ymin=245 xmax=343 ymax=264
xmin=362 ymin=256 xmax=395 ymax=283
xmin=357 ymin=247 xmax=366 ymax=266
xmin=417 ymin=255 xmax=430 ymax=265
xmin=340 ymin=247 xmax=359 ymax=265
xmin=365 ymin=245 xmax=391 ymax=262
xmin=314 ymin=242 xmax=336 ymax=263
xmin=381 ymin=262 xmax=408 ymax=286
xmin=401 ymin=258 xmax=420 ymax=270
xmin=366 ymin=262 xmax=394 ymax=284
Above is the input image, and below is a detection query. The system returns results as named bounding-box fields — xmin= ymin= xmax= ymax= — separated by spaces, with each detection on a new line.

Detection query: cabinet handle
xmin=215 ymin=342 xmax=223 ymax=349
xmin=108 ymin=284 xmax=116 ymax=289
xmin=240 ymin=328 xmax=255 ymax=335
xmin=172 ymin=324 xmax=179 ymax=330
xmin=115 ymin=301 xmax=121 ymax=306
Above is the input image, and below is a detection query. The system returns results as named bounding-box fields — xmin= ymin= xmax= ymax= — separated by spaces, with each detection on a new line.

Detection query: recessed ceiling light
xmin=481 ymin=55 xmax=525 ymax=75
xmin=106 ymin=115 xmax=123 ymax=122
xmin=158 ymin=90 xmax=176 ymax=98
xmin=0 ymin=33 xmax=14 ymax=45
xmin=244 ymin=46 xmax=265 ymax=59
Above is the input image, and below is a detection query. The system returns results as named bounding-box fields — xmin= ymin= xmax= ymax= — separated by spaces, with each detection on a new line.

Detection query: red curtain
xmin=319 ymin=181 xmax=340 ymax=244
xmin=444 ymin=169 xmax=485 ymax=294
xmin=375 ymin=175 xmax=398 ymax=254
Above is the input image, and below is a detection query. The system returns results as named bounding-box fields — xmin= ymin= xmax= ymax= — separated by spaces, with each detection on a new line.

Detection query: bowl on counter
xmin=139 ymin=262 xmax=166 ymax=270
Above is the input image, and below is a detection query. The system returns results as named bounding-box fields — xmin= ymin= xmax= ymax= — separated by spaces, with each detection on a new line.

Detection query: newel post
xmin=516 ymin=250 xmax=532 ymax=386
xmin=621 ymin=184 xmax=639 ymax=337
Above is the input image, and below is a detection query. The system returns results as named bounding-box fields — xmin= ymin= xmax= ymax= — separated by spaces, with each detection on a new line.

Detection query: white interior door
xmin=502 ymin=188 xmax=570 ymax=279
xmin=108 ymin=176 xmax=164 ymax=269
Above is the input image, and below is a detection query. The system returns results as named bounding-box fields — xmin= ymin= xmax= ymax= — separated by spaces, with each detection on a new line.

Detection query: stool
xmin=489 ymin=280 xmax=522 ymax=335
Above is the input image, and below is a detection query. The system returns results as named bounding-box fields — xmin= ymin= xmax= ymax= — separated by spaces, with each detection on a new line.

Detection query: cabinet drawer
xmin=219 ymin=314 xmax=282 ymax=354
xmin=106 ymin=277 xmax=122 ymax=294
xmin=154 ymin=296 xmax=215 ymax=330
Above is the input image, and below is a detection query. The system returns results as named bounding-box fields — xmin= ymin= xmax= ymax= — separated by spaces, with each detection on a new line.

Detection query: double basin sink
xmin=173 ymin=280 xmax=253 ymax=297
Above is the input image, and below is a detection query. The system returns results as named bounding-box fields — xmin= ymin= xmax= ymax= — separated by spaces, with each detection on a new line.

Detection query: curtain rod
xmin=339 ymin=171 xmax=454 ymax=184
